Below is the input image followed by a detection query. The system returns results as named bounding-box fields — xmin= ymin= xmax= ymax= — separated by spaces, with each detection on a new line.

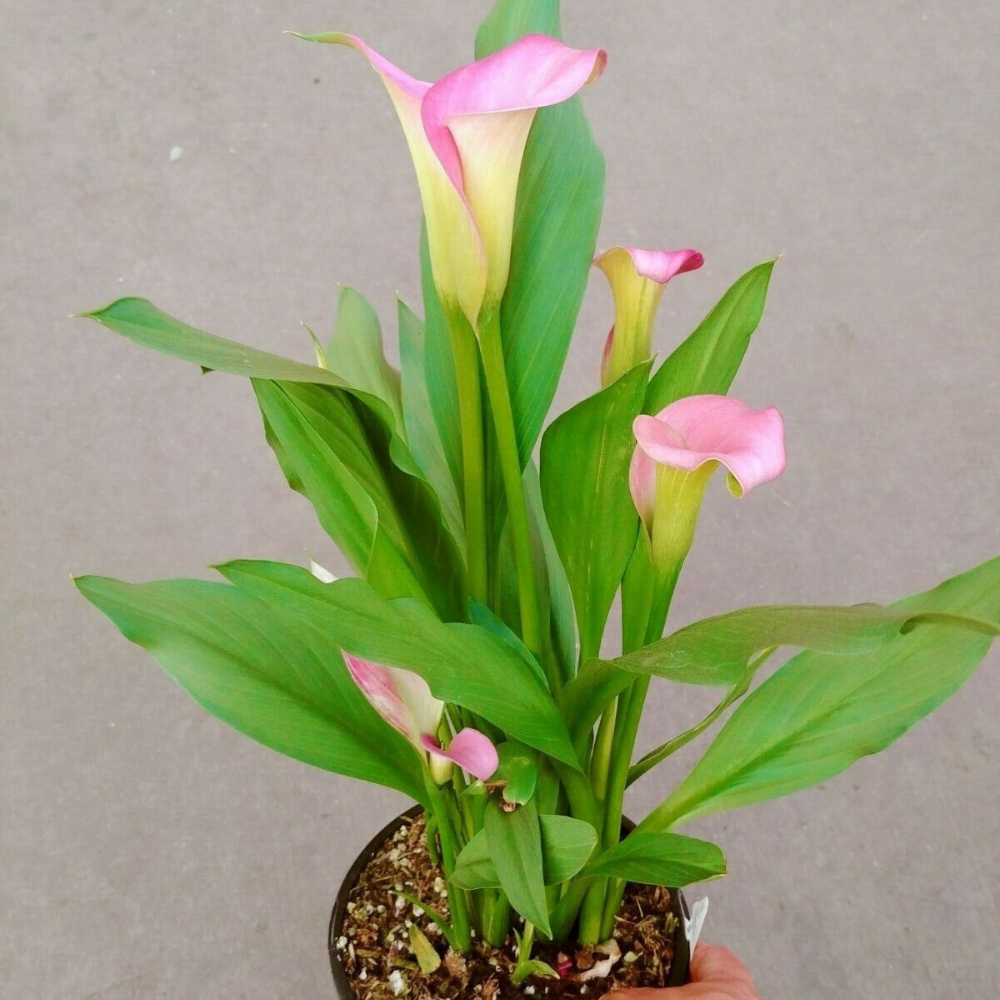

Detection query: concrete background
xmin=3 ymin=1 xmax=998 ymax=997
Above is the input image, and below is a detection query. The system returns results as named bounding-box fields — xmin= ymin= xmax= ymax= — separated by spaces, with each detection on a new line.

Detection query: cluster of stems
xmin=424 ymin=298 xmax=692 ymax=955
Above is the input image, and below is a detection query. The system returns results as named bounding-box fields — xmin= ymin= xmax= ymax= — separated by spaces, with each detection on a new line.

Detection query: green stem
xmin=445 ymin=309 xmax=489 ymax=606
xmin=577 ymin=701 xmax=619 ymax=944
xmin=424 ymin=774 xmax=473 ymax=952
xmin=549 ymin=879 xmax=591 ymax=942
xmin=482 ymin=891 xmax=512 ymax=948
xmin=577 ymin=879 xmax=607 ymax=945
xmin=553 ymin=761 xmax=601 ymax=831
xmin=596 ymin=565 xmax=681 ymax=940
xmin=511 ymin=922 xmax=538 ymax=984
xmin=477 ymin=310 xmax=543 ymax=659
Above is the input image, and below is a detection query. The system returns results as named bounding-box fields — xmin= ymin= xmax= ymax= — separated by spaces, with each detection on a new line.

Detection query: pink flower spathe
xmin=631 ymin=395 xmax=786 ymax=528
xmin=595 ymin=247 xmax=704 ymax=386
xmin=342 ymin=652 xmax=499 ymax=782
xmin=300 ymin=31 xmax=606 ymax=325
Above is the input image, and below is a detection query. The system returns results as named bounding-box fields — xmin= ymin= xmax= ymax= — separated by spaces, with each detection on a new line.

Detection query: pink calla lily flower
xmin=631 ymin=395 xmax=786 ymax=572
xmin=342 ymin=652 xmax=499 ymax=783
xmin=595 ymin=247 xmax=704 ymax=386
xmin=296 ymin=31 xmax=606 ymax=326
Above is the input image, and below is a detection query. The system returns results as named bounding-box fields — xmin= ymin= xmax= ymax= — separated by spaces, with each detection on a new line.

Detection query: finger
xmin=690 ymin=943 xmax=756 ymax=987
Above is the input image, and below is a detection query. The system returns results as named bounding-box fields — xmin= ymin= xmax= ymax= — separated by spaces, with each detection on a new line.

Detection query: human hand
xmin=605 ymin=944 xmax=761 ymax=999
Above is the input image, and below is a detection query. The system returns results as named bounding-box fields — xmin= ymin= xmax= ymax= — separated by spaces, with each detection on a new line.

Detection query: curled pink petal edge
xmin=633 ymin=395 xmax=787 ymax=496
xmin=595 ymin=246 xmax=705 ymax=285
xmin=421 ymin=729 xmax=499 ymax=782
xmin=422 ymin=34 xmax=607 ymax=193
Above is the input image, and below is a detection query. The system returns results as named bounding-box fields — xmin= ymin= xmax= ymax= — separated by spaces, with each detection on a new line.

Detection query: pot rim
xmin=328 ymin=805 xmax=691 ymax=998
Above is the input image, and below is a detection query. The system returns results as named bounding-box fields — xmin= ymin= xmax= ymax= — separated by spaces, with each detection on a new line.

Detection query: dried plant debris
xmin=333 ymin=816 xmax=679 ymax=999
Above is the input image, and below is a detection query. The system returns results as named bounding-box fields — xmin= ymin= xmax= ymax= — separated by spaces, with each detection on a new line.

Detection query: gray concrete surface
xmin=3 ymin=2 xmax=998 ymax=997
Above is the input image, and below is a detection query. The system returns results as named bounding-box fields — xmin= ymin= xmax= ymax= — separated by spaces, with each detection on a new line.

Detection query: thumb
xmin=603 ymin=944 xmax=757 ymax=998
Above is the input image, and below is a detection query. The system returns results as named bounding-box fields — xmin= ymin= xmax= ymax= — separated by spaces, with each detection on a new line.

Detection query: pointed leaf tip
xmin=285 ymin=30 xmax=345 ymax=45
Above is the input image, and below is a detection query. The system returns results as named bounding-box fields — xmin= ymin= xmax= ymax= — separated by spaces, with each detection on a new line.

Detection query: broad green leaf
xmin=214 ymin=560 xmax=581 ymax=769
xmin=476 ymin=1 xmax=606 ymax=463
xmin=397 ymin=299 xmax=463 ymax=545
xmin=644 ymin=556 xmax=1000 ymax=829
xmin=448 ymin=831 xmax=497 ymax=889
xmin=326 ymin=288 xmax=403 ymax=430
xmin=559 ymin=658 xmax=632 ymax=747
xmin=621 ymin=531 xmax=656 ymax=653
xmin=486 ymin=799 xmax=550 ymax=934
xmin=540 ymin=363 xmax=650 ymax=663
xmin=563 ymin=599 xmax=999 ymax=746
xmin=419 ymin=229 xmax=464 ymax=494
xmin=478 ymin=0 xmax=560 ymax=44
xmin=645 ymin=261 xmax=775 ymax=412
xmin=452 ymin=814 xmax=598 ymax=890
xmin=81 ymin=298 xmax=463 ymax=616
xmin=535 ymin=814 xmax=601 ymax=883
xmin=614 ymin=602 xmax=999 ymax=686
xmin=254 ymin=380 xmax=465 ymax=619
xmin=80 ymin=297 xmax=347 ymax=387
xmin=468 ymin=600 xmax=548 ymax=688
xmin=584 ymin=831 xmax=727 ymax=887
xmin=74 ymin=575 xmax=426 ymax=802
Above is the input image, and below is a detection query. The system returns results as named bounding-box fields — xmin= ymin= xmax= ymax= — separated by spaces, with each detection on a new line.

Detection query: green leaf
xmin=614 ymin=601 xmax=999 ymax=687
xmin=535 ymin=813 xmax=600 ymax=884
xmin=478 ymin=0 xmax=560 ymax=45
xmin=448 ymin=831 xmax=497 ymax=890
xmin=584 ymin=831 xmax=727 ymax=887
xmin=476 ymin=2 xmax=606 ymax=464
xmin=468 ymin=600 xmax=548 ymax=689
xmin=525 ymin=463 xmax=577 ymax=681
xmin=254 ymin=379 xmax=465 ymax=619
xmin=397 ymin=299 xmax=463 ymax=546
xmin=644 ymin=556 xmax=1000 ymax=829
xmin=74 ymin=575 xmax=427 ymax=802
xmin=214 ymin=560 xmax=581 ymax=769
xmin=419 ymin=228 xmax=464 ymax=494
xmin=453 ymin=814 xmax=596 ymax=889
xmin=452 ymin=814 xmax=597 ymax=890
xmin=80 ymin=297 xmax=464 ymax=616
xmin=511 ymin=959 xmax=560 ymax=984
xmin=80 ymin=297 xmax=347 ymax=386
xmin=541 ymin=363 xmax=650 ymax=663
xmin=494 ymin=463 xmax=578 ymax=685
xmin=559 ymin=659 xmax=632 ymax=747
xmin=486 ymin=799 xmax=550 ymax=935
xmin=326 ymin=288 xmax=403 ymax=431
xmin=645 ymin=260 xmax=776 ymax=412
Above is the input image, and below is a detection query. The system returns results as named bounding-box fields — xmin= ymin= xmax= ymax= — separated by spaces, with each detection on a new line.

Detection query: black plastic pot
xmin=329 ymin=806 xmax=691 ymax=997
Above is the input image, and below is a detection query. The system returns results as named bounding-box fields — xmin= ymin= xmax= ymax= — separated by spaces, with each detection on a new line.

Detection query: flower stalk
xmin=477 ymin=308 xmax=544 ymax=660
xmin=444 ymin=306 xmax=490 ymax=605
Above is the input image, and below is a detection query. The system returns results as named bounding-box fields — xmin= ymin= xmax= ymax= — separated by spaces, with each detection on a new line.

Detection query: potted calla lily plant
xmin=75 ymin=1 xmax=998 ymax=997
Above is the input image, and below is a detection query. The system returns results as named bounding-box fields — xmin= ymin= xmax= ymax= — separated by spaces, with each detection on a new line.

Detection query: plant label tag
xmin=684 ymin=897 xmax=709 ymax=958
